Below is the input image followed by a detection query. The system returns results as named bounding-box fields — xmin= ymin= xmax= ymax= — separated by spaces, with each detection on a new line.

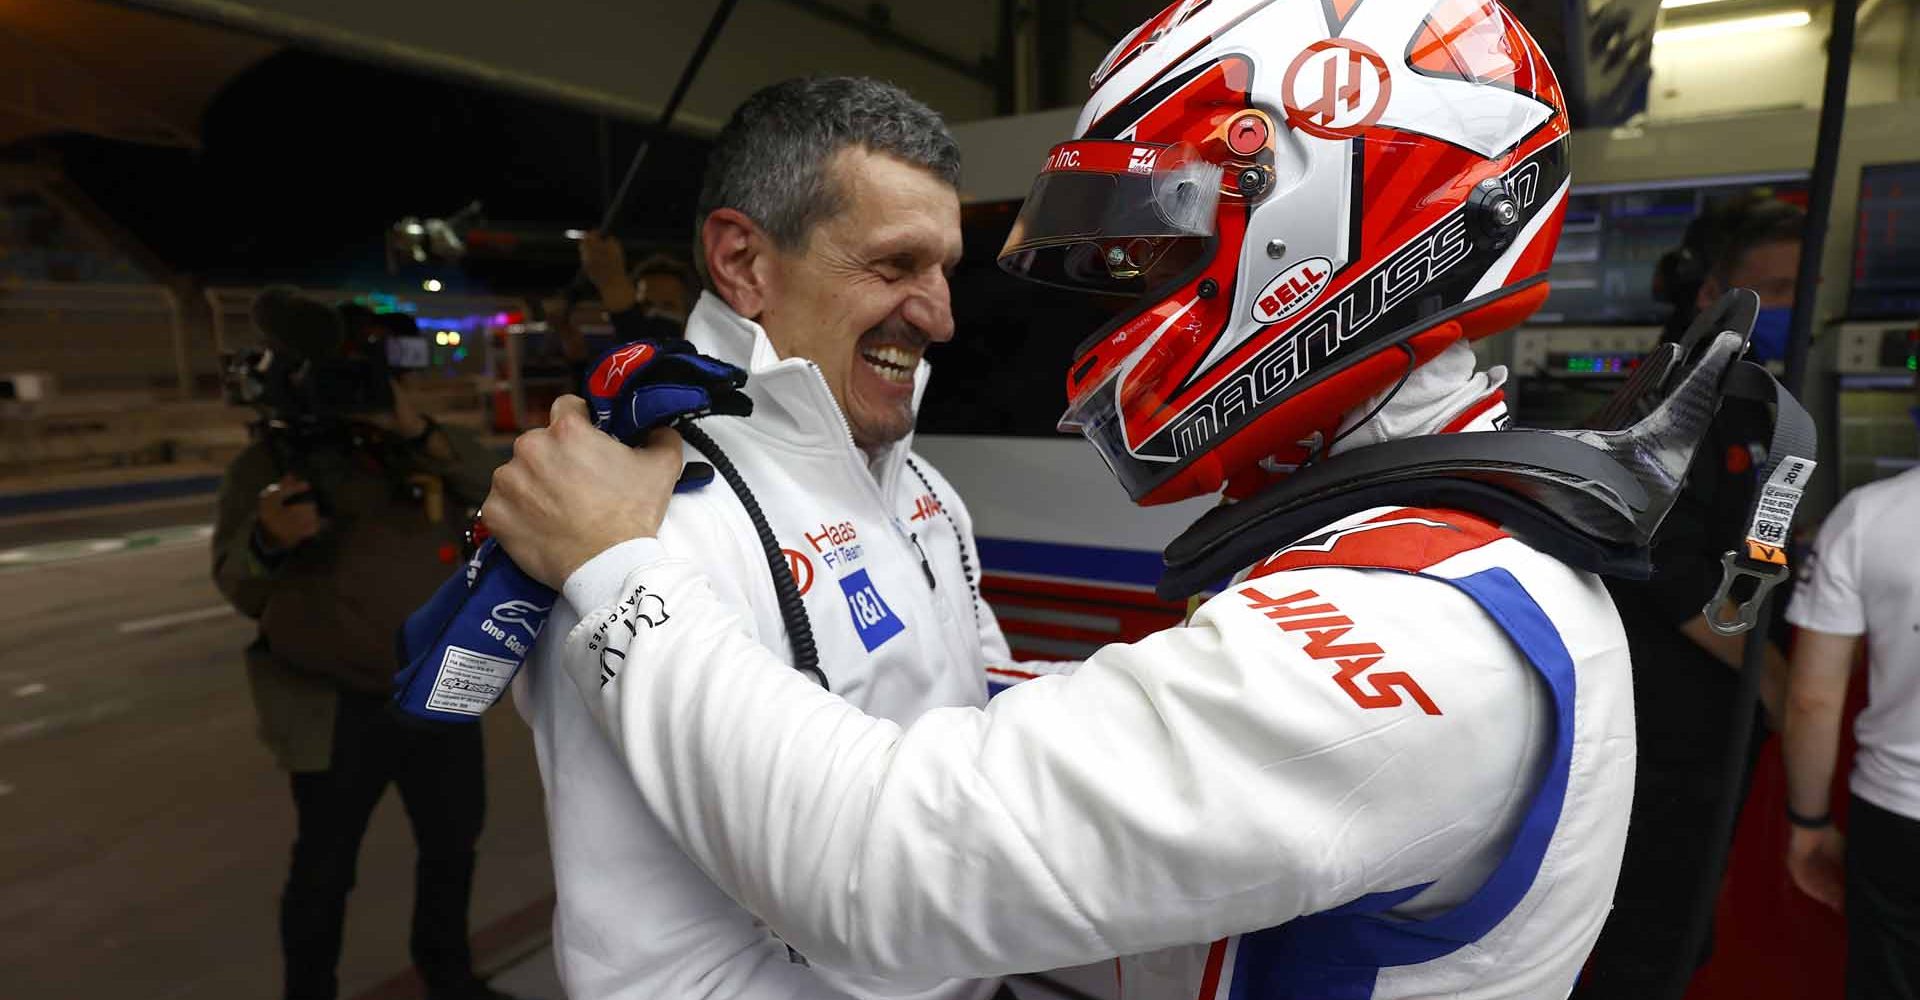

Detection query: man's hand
xmin=386 ymin=377 xmax=429 ymax=439
xmin=484 ymin=395 xmax=683 ymax=588
xmin=361 ymin=379 xmax=456 ymax=459
xmin=257 ymin=474 xmax=322 ymax=550
xmin=580 ymin=232 xmax=637 ymax=314
xmin=1786 ymin=824 xmax=1846 ymax=911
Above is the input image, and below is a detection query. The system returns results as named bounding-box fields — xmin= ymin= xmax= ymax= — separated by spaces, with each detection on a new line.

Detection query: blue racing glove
xmin=584 ymin=339 xmax=751 ymax=443
xmin=391 ymin=339 xmax=750 ymax=724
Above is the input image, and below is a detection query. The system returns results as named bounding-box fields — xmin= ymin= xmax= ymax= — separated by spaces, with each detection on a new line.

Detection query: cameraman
xmin=210 ymin=288 xmax=515 ymax=1000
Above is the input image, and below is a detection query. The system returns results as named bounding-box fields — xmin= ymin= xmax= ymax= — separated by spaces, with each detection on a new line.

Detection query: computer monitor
xmin=1849 ymin=161 xmax=1920 ymax=320
xmin=1533 ymin=173 xmax=1808 ymax=326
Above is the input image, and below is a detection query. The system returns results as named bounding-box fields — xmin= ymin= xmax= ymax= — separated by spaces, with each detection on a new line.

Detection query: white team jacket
xmin=555 ymin=497 xmax=1637 ymax=997
xmin=513 ymin=293 xmax=1016 ymax=1000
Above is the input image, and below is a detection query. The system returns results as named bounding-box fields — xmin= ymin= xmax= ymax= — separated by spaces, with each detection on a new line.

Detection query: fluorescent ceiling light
xmin=1660 ymin=0 xmax=1732 ymax=8
xmin=1654 ymin=9 xmax=1812 ymax=43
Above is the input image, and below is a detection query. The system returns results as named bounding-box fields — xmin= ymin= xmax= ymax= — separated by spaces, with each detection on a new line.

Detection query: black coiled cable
xmin=675 ymin=420 xmax=826 ymax=689
xmin=903 ymin=457 xmax=984 ymax=632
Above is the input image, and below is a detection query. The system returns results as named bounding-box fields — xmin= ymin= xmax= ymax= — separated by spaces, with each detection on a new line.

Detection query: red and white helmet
xmin=998 ymin=0 xmax=1571 ymax=505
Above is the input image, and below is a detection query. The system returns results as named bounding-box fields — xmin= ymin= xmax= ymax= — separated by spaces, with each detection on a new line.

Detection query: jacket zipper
xmin=909 ymin=533 xmax=936 ymax=590
xmin=796 ymin=361 xmax=938 ymax=592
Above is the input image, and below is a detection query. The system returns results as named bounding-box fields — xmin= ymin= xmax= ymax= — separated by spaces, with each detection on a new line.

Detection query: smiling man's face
xmin=755 ymin=146 xmax=963 ymax=451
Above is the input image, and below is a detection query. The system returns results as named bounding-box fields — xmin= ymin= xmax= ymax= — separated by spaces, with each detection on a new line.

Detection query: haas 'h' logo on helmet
xmin=1282 ymin=39 xmax=1393 ymax=140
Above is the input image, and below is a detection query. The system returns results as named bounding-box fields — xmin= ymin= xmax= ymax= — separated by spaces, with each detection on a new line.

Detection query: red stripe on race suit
xmin=1245 ymin=507 xmax=1509 ymax=578
xmin=1439 ymin=389 xmax=1506 ymax=433
xmin=1195 ymin=938 xmax=1229 ymax=999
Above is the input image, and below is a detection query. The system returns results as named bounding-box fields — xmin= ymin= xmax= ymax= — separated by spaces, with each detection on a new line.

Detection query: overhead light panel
xmin=1654 ymin=9 xmax=1811 ymax=44
xmin=1660 ymin=0 xmax=1734 ymax=8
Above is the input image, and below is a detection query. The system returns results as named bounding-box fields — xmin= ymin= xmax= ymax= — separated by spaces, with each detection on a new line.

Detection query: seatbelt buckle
xmin=1706 ymin=547 xmax=1788 ymax=636
xmin=1705 ymin=454 xmax=1816 ymax=636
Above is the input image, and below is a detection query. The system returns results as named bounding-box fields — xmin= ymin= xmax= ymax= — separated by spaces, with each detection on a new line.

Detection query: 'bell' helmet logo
xmin=1252 ymin=257 xmax=1334 ymax=325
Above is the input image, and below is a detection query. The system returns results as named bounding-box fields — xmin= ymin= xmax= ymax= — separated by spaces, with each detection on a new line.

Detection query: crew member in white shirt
xmin=1782 ymin=383 xmax=1920 ymax=1000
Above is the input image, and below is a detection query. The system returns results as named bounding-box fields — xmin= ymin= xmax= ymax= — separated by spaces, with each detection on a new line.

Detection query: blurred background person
xmin=1577 ymin=193 xmax=1808 ymax=1000
xmin=210 ymin=288 xmax=519 ymax=1000
xmin=581 ymin=235 xmax=695 ymax=334
xmin=1781 ymin=364 xmax=1920 ymax=999
xmin=548 ymin=234 xmax=697 ymax=389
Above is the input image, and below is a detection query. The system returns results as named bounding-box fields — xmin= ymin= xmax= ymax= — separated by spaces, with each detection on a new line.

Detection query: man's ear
xmin=702 ymin=209 xmax=776 ymax=319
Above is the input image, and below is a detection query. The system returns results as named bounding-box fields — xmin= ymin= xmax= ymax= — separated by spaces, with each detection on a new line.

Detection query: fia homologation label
xmin=425 ymin=645 xmax=519 ymax=715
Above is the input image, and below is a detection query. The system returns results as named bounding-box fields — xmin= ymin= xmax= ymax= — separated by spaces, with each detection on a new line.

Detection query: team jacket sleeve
xmin=556 ymin=552 xmax=1540 ymax=984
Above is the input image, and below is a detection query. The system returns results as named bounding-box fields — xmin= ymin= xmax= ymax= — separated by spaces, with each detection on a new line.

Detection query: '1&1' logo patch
xmin=839 ymin=568 xmax=904 ymax=652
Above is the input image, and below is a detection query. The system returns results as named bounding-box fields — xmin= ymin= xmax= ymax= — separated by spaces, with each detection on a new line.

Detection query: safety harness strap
xmin=1703 ymin=361 xmax=1819 ymax=635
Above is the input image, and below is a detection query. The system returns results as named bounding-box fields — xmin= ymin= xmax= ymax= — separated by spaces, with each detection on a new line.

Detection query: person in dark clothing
xmin=211 ymin=289 xmax=519 ymax=1000
xmin=579 ymin=233 xmax=694 ymax=341
xmin=547 ymin=235 xmax=696 ymax=393
xmin=1575 ymin=194 xmax=1807 ymax=1000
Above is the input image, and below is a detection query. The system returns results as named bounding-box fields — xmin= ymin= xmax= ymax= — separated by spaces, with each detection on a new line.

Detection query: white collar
xmin=1329 ymin=340 xmax=1509 ymax=456
xmin=681 ymin=292 xmax=929 ymax=478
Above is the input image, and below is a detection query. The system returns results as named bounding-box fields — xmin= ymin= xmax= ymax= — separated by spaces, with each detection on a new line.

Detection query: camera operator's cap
xmin=251 ymin=285 xmax=346 ymax=361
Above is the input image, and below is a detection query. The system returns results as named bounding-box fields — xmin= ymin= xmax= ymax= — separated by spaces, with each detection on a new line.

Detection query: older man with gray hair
xmin=508 ymin=77 xmax=1026 ymax=1000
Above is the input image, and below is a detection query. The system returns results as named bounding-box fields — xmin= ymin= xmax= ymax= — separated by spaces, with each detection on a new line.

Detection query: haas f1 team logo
xmin=1283 ymin=39 xmax=1392 ymax=140
xmin=781 ymin=548 xmax=816 ymax=596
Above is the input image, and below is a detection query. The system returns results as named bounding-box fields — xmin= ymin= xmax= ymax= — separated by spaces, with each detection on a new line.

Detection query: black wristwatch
xmin=1786 ymin=804 xmax=1833 ymax=829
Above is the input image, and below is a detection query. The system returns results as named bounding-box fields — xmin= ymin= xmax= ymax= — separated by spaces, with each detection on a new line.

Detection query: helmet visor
xmin=997 ymin=140 xmax=1222 ymax=295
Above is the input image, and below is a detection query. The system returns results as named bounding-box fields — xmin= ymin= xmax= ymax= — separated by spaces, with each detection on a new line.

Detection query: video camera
xmin=222 ymin=287 xmax=431 ymax=423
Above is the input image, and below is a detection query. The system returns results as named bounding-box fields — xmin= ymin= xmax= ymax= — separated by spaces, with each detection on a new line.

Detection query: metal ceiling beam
xmin=772 ymin=0 xmax=996 ymax=85
xmin=1034 ymin=0 xmax=1074 ymax=109
xmin=0 ymin=21 xmax=199 ymax=149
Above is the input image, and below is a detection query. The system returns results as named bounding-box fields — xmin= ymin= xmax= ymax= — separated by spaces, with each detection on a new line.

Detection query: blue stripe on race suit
xmin=1226 ymin=567 xmax=1578 ymax=999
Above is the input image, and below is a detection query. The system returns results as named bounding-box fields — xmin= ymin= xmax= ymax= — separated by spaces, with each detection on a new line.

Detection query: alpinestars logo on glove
xmin=590 ymin=343 xmax=656 ymax=397
xmin=481 ymin=599 xmax=551 ymax=656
